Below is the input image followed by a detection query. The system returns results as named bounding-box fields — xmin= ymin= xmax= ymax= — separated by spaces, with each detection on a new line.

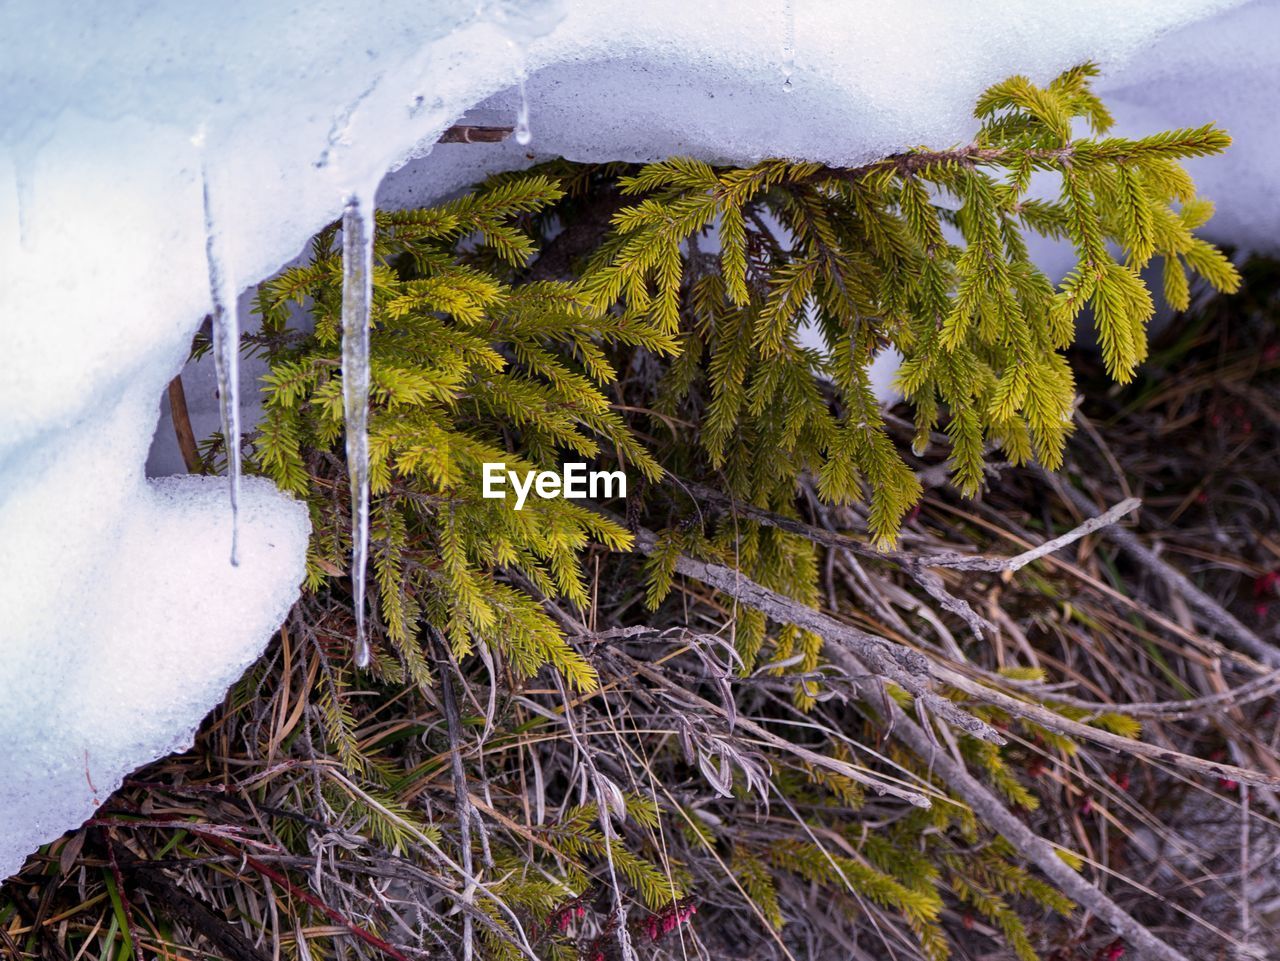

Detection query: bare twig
xmin=626 ymin=532 xmax=1199 ymax=961
xmin=673 ymin=476 xmax=1140 ymax=575
xmin=432 ymin=629 xmax=478 ymax=961
xmin=628 ymin=525 xmax=1005 ymax=745
xmin=167 ymin=373 xmax=203 ymax=473
xmin=626 ymin=528 xmax=1277 ymax=781
xmin=922 ymin=496 xmax=1143 ymax=573
xmin=883 ymin=699 xmax=1193 ymax=961
xmin=438 ymin=124 xmax=514 ymax=144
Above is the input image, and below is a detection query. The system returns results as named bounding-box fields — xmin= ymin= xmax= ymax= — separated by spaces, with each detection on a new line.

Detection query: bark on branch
xmin=627 ymin=531 xmax=1214 ymax=961
xmin=438 ymin=125 xmax=514 ymax=144
xmin=631 ymin=525 xmax=1005 ymax=745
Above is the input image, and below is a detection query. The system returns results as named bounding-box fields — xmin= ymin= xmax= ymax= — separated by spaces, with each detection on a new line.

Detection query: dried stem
xmin=166 ymin=373 xmax=203 ymax=473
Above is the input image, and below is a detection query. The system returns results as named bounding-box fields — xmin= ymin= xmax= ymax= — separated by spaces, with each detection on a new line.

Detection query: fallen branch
xmin=630 ymin=525 xmax=1005 ymax=745
xmin=628 ymin=531 xmax=1204 ymax=961
xmin=882 ymin=698 xmax=1192 ymax=961
xmin=920 ymin=496 xmax=1143 ymax=573
xmin=915 ymin=658 xmax=1275 ymax=787
xmin=671 ymin=478 xmax=994 ymax=637
xmin=999 ymin=668 xmax=1280 ymax=721
xmin=627 ymin=529 xmax=1276 ymax=786
xmin=671 ymin=477 xmax=1140 ymax=575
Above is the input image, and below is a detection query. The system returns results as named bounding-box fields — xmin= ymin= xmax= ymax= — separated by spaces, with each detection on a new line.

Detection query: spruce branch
xmin=822 ymin=124 xmax=1231 ymax=186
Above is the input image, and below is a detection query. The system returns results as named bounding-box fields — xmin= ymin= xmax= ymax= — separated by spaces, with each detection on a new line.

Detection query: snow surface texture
xmin=3 ymin=0 xmax=1275 ymax=880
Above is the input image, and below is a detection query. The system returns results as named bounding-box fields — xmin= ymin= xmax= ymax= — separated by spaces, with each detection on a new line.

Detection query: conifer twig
xmin=824 ymin=125 xmax=1229 ymax=186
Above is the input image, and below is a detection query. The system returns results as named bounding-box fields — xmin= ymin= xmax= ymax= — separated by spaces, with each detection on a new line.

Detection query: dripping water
xmin=341 ymin=196 xmax=374 ymax=669
xmin=14 ymin=151 xmax=36 ymax=250
xmin=515 ymin=78 xmax=532 ymax=146
xmin=781 ymin=0 xmax=796 ymax=93
xmin=201 ymin=165 xmax=242 ymax=566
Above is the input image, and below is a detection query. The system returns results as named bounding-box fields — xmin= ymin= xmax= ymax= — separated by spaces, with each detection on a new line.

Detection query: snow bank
xmin=3 ymin=0 xmax=1270 ymax=879
xmin=0 ymin=475 xmax=309 ymax=875
xmin=1099 ymin=0 xmax=1280 ymax=252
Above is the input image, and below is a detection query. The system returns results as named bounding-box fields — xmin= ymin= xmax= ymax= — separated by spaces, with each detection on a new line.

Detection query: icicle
xmin=781 ymin=0 xmax=796 ymax=93
xmin=201 ymin=164 xmax=242 ymax=566
xmin=341 ymin=196 xmax=374 ymax=669
xmin=514 ymin=78 xmax=532 ymax=145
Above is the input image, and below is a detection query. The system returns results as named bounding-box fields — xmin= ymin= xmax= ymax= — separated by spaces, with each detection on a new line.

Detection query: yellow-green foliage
xmin=254 ymin=64 xmax=1233 ymax=690
xmin=591 ymin=63 xmax=1236 ymax=552
xmin=255 ymin=175 xmax=671 ymax=692
xmin=241 ymin=64 xmax=1236 ymax=961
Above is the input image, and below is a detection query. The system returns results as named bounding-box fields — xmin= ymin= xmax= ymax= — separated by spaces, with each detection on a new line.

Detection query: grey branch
xmin=631 ymin=524 xmax=1005 ymax=745
xmin=627 ymin=533 xmax=1214 ymax=961
xmin=672 ymin=477 xmax=1140 ymax=575
xmin=631 ymin=524 xmax=1276 ymax=786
